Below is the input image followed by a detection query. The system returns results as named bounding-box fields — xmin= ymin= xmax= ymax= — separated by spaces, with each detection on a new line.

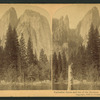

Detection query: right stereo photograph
xmin=52 ymin=4 xmax=100 ymax=90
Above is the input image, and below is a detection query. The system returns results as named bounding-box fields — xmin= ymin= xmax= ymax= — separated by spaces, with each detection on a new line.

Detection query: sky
xmin=0 ymin=4 xmax=100 ymax=29
xmin=53 ymin=4 xmax=100 ymax=29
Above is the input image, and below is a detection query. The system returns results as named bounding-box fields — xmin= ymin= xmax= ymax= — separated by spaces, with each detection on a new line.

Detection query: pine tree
xmin=11 ymin=28 xmax=20 ymax=82
xmin=34 ymin=51 xmax=38 ymax=65
xmin=27 ymin=37 xmax=34 ymax=65
xmin=52 ymin=52 xmax=58 ymax=82
xmin=39 ymin=49 xmax=47 ymax=63
xmin=5 ymin=25 xmax=19 ymax=82
xmin=93 ymin=28 xmax=99 ymax=67
xmin=86 ymin=24 xmax=100 ymax=81
xmin=86 ymin=24 xmax=95 ymax=81
xmin=12 ymin=28 xmax=19 ymax=62
xmin=0 ymin=46 xmax=4 ymax=80
xmin=77 ymin=44 xmax=85 ymax=81
xmin=58 ymin=52 xmax=62 ymax=80
xmin=5 ymin=25 xmax=12 ymax=82
xmin=20 ymin=33 xmax=28 ymax=82
xmin=93 ymin=28 xmax=100 ymax=81
xmin=87 ymin=24 xmax=95 ymax=64
xmin=62 ymin=51 xmax=68 ymax=80
xmin=39 ymin=49 xmax=49 ymax=81
xmin=87 ymin=25 xmax=99 ymax=67
xmin=5 ymin=25 xmax=13 ymax=65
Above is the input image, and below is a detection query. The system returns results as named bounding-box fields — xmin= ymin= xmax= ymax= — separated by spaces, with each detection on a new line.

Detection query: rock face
xmin=0 ymin=6 xmax=100 ymax=60
xmin=0 ymin=7 xmax=51 ymax=59
xmin=76 ymin=7 xmax=100 ymax=46
xmin=53 ymin=16 xmax=69 ymax=44
xmin=0 ymin=7 xmax=18 ymax=46
xmin=52 ymin=15 xmax=81 ymax=58
xmin=17 ymin=10 xmax=51 ymax=58
xmin=52 ymin=16 xmax=69 ymax=53
xmin=52 ymin=7 xmax=100 ymax=59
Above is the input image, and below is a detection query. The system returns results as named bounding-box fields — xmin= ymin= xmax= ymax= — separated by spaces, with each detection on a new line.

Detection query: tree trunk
xmin=68 ymin=63 xmax=73 ymax=90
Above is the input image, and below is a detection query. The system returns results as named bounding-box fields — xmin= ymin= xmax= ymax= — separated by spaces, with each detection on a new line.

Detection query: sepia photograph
xmin=0 ymin=4 xmax=51 ymax=90
xmin=52 ymin=4 xmax=100 ymax=90
xmin=0 ymin=3 xmax=100 ymax=96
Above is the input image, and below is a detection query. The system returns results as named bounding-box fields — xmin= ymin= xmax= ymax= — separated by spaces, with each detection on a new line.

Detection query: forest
xmin=52 ymin=24 xmax=100 ymax=84
xmin=0 ymin=25 xmax=51 ymax=84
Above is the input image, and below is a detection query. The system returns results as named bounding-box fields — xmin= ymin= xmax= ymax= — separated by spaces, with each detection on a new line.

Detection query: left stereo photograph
xmin=0 ymin=4 xmax=51 ymax=90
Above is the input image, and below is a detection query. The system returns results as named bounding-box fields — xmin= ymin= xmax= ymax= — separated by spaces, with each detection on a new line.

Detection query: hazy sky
xmin=53 ymin=4 xmax=100 ymax=29
xmin=0 ymin=4 xmax=100 ymax=29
